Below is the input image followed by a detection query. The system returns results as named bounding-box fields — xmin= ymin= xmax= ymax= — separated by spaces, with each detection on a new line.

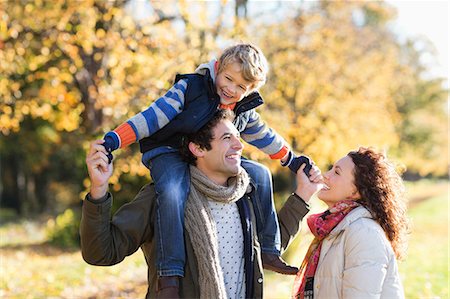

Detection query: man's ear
xmin=189 ymin=142 xmax=205 ymax=158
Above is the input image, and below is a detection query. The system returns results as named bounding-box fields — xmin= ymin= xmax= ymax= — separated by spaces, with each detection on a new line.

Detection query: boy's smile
xmin=215 ymin=61 xmax=253 ymax=105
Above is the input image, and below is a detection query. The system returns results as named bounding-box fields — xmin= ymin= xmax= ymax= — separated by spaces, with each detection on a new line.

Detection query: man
xmin=81 ymin=109 xmax=321 ymax=298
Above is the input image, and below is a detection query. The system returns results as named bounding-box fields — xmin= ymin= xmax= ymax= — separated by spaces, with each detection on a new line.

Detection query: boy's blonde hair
xmin=217 ymin=43 xmax=268 ymax=91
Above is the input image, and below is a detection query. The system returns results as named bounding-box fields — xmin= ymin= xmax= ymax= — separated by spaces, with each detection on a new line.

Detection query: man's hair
xmin=217 ymin=43 xmax=268 ymax=91
xmin=180 ymin=109 xmax=235 ymax=165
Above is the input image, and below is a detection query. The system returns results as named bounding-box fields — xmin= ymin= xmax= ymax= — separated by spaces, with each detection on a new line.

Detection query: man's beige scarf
xmin=184 ymin=165 xmax=250 ymax=299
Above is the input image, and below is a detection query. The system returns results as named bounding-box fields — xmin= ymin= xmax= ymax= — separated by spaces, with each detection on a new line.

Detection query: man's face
xmin=194 ymin=119 xmax=244 ymax=185
xmin=215 ymin=62 xmax=253 ymax=105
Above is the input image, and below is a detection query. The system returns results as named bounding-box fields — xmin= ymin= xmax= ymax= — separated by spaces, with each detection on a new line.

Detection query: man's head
xmin=214 ymin=43 xmax=268 ymax=106
xmin=181 ymin=109 xmax=243 ymax=185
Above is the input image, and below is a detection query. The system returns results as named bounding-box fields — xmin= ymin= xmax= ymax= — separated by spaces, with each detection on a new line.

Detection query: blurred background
xmin=0 ymin=0 xmax=448 ymax=298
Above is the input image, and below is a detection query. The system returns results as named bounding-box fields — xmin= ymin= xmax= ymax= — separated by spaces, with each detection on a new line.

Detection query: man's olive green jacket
xmin=80 ymin=184 xmax=309 ymax=298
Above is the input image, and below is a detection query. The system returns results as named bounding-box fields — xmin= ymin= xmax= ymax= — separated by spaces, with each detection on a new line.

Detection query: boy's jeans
xmin=148 ymin=152 xmax=281 ymax=277
xmin=241 ymin=158 xmax=281 ymax=255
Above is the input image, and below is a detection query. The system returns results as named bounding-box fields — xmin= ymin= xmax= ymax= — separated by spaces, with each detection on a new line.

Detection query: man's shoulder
xmin=137 ymin=182 xmax=156 ymax=193
xmin=134 ymin=183 xmax=157 ymax=201
xmin=121 ymin=183 xmax=158 ymax=218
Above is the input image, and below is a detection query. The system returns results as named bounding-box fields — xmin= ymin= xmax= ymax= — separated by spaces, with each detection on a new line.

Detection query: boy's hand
xmin=102 ymin=135 xmax=116 ymax=164
xmin=289 ymin=155 xmax=313 ymax=177
xmin=86 ymin=140 xmax=113 ymax=199
xmin=307 ymin=163 xmax=323 ymax=184
xmin=294 ymin=164 xmax=322 ymax=202
xmin=281 ymin=151 xmax=314 ymax=177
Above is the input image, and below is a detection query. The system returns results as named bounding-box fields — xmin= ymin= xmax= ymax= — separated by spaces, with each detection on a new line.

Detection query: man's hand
xmin=86 ymin=140 xmax=113 ymax=200
xmin=293 ymin=164 xmax=323 ymax=203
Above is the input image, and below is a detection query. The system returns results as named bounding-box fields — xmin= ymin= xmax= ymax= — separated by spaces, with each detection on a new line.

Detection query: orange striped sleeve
xmin=269 ymin=145 xmax=289 ymax=160
xmin=114 ymin=122 xmax=137 ymax=148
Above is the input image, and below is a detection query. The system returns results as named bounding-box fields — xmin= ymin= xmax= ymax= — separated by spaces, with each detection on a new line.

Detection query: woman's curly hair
xmin=348 ymin=147 xmax=409 ymax=260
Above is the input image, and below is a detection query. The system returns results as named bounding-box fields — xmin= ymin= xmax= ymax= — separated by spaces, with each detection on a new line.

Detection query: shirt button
xmin=257 ymin=277 xmax=263 ymax=283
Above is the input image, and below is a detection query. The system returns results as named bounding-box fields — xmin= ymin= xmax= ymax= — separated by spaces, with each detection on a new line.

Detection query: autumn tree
xmin=0 ymin=0 xmax=447 ymax=214
xmin=234 ymin=1 xmax=448 ymax=176
xmin=392 ymin=39 xmax=448 ymax=177
xmin=0 ymin=0 xmax=231 ymax=214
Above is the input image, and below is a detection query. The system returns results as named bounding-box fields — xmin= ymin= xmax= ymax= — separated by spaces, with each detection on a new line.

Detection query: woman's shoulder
xmin=343 ymin=208 xmax=394 ymax=256
xmin=346 ymin=208 xmax=385 ymax=238
xmin=334 ymin=206 xmax=377 ymax=232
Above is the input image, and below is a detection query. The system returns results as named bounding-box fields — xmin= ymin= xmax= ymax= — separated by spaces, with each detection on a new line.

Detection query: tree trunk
xmin=0 ymin=152 xmax=22 ymax=215
xmin=76 ymin=67 xmax=103 ymax=135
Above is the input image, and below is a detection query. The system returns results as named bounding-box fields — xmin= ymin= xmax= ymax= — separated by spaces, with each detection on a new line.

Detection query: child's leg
xmin=148 ymin=152 xmax=190 ymax=277
xmin=240 ymin=158 xmax=281 ymax=255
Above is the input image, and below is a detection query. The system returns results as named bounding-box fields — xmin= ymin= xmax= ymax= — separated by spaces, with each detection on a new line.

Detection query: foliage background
xmin=0 ymin=0 xmax=448 ymax=298
xmin=1 ymin=0 xmax=448 ymax=215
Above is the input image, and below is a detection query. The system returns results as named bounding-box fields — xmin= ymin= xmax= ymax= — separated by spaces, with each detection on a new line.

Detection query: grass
xmin=399 ymin=192 xmax=449 ymax=298
xmin=0 ymin=243 xmax=148 ymax=298
xmin=0 ymin=180 xmax=448 ymax=298
xmin=0 ymin=218 xmax=148 ymax=298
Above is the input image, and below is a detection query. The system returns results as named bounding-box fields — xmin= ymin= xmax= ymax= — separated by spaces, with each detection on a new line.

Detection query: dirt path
xmin=407 ymin=182 xmax=448 ymax=208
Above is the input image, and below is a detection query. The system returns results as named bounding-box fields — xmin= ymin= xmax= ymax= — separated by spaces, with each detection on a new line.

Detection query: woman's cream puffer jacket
xmin=313 ymin=206 xmax=405 ymax=299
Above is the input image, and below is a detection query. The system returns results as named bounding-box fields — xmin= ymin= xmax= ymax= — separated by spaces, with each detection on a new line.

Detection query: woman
xmin=292 ymin=147 xmax=409 ymax=299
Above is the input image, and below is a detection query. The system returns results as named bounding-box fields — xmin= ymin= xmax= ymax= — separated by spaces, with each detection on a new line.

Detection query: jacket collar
xmin=195 ymin=59 xmax=217 ymax=81
xmin=201 ymin=68 xmax=220 ymax=102
xmin=234 ymin=91 xmax=264 ymax=115
xmin=327 ymin=206 xmax=373 ymax=237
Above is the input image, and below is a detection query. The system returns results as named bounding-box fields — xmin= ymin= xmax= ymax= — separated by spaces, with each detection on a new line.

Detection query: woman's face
xmin=318 ymin=155 xmax=360 ymax=207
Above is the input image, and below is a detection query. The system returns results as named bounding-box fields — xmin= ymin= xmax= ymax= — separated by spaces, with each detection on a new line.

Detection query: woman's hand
xmin=294 ymin=164 xmax=323 ymax=203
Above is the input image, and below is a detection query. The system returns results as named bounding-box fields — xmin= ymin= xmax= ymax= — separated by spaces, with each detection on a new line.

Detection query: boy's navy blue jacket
xmin=139 ymin=69 xmax=264 ymax=154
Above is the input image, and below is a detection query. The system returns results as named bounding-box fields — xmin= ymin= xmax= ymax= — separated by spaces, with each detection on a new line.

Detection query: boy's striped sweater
xmin=103 ymin=64 xmax=288 ymax=160
xmin=104 ymin=79 xmax=188 ymax=152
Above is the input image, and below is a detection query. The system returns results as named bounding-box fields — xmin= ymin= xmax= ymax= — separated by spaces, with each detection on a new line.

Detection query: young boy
xmin=102 ymin=43 xmax=311 ymax=291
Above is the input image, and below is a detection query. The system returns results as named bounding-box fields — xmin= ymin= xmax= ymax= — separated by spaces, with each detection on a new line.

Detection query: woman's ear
xmin=350 ymin=189 xmax=361 ymax=200
xmin=188 ymin=142 xmax=205 ymax=158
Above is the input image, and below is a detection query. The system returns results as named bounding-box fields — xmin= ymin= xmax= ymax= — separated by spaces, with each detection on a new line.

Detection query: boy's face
xmin=215 ymin=61 xmax=253 ymax=105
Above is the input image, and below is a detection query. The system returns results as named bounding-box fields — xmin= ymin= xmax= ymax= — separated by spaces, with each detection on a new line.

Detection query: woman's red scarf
xmin=292 ymin=200 xmax=360 ymax=299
